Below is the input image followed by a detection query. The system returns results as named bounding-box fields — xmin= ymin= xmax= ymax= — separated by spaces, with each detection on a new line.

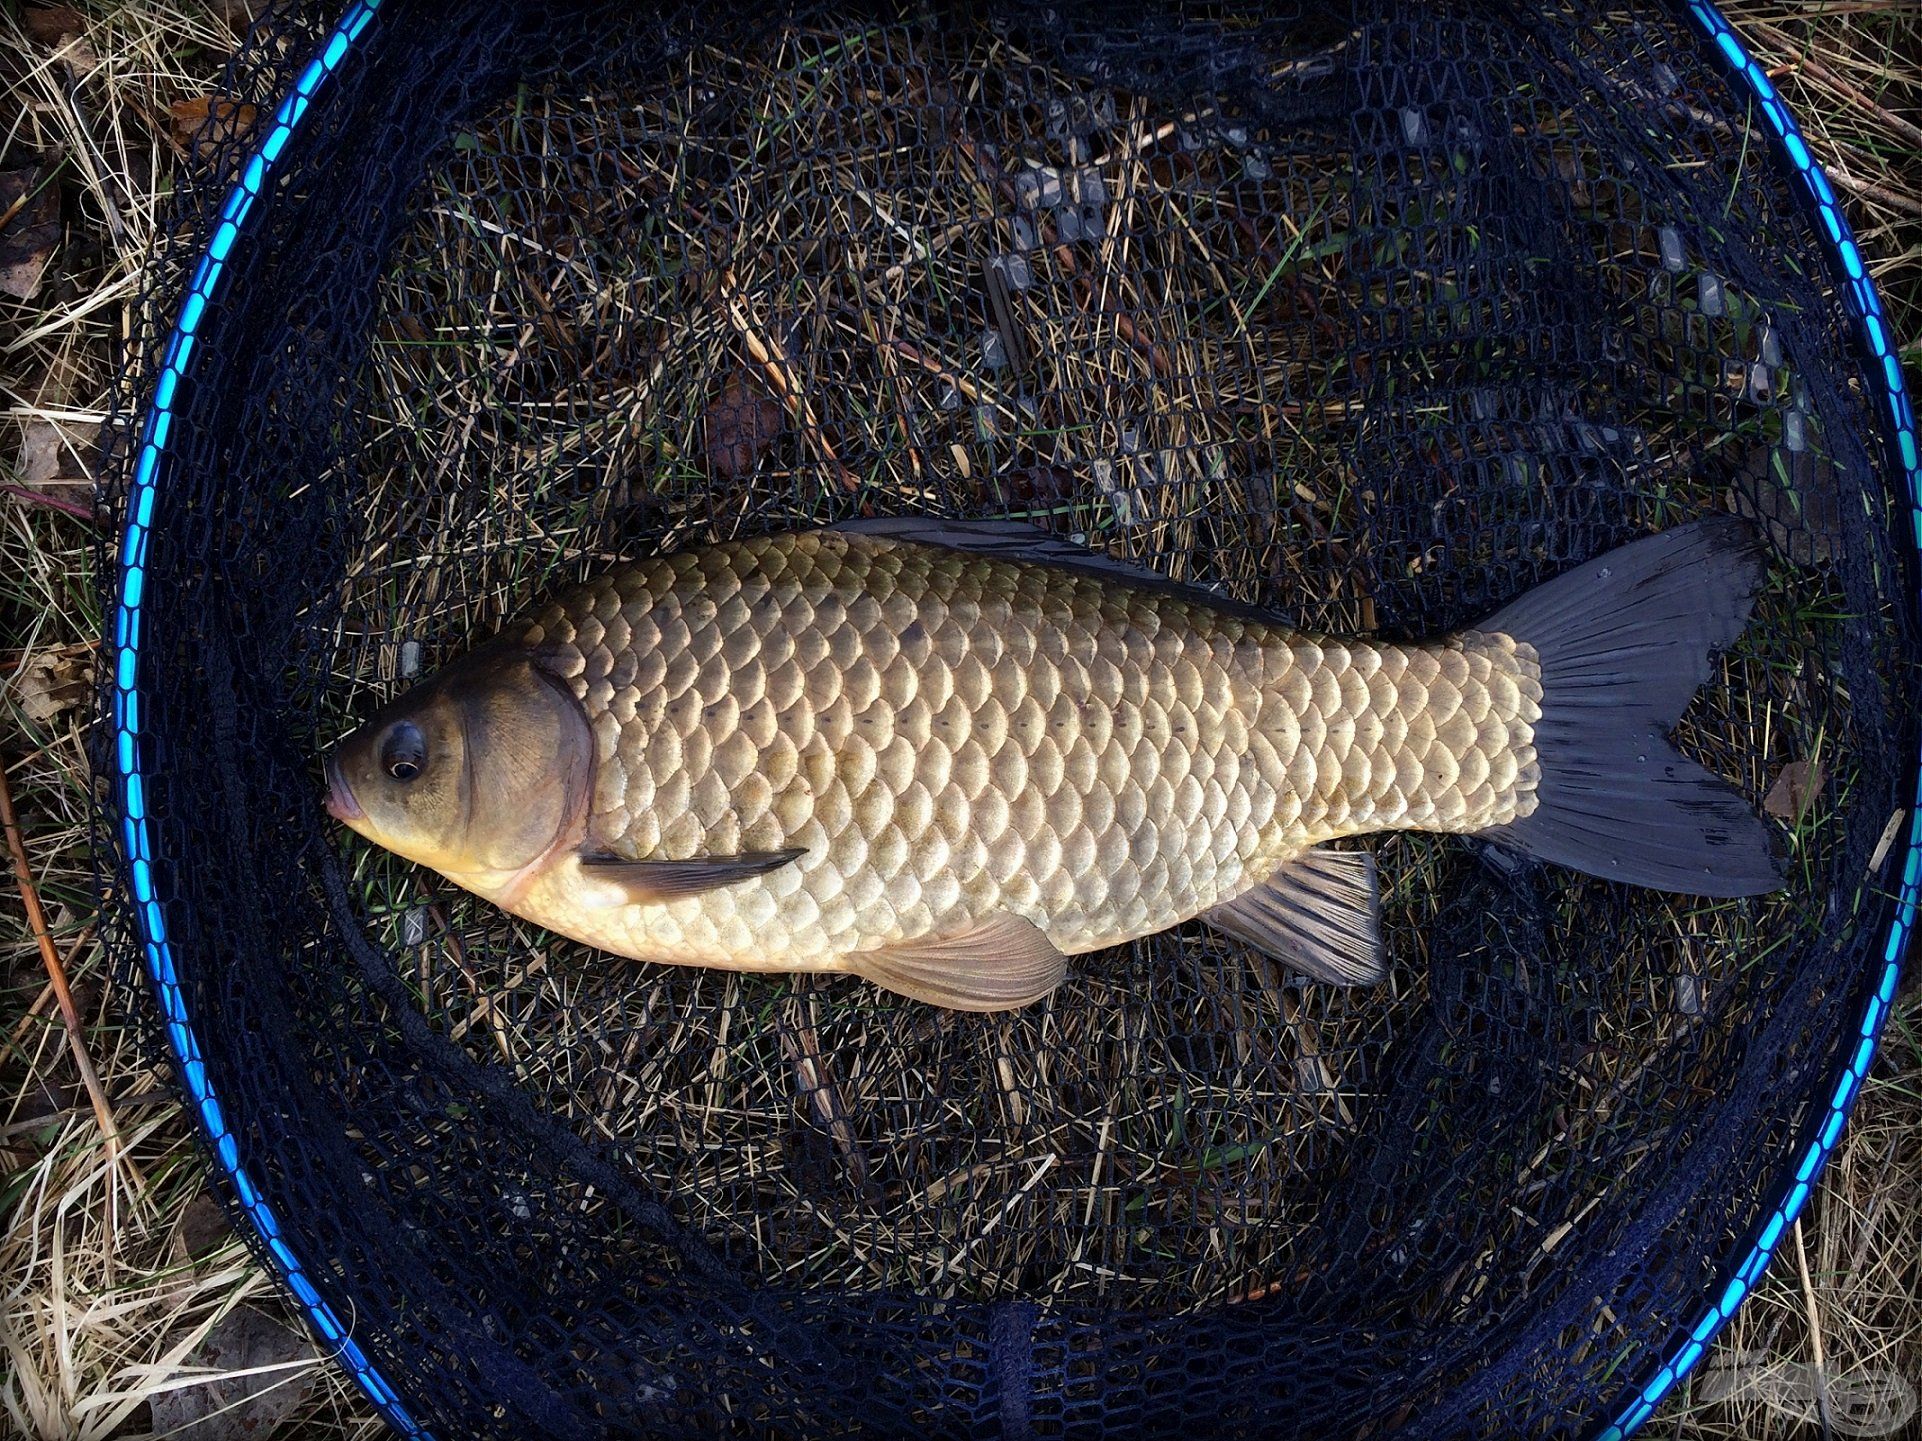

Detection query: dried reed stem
xmin=0 ymin=759 xmax=137 ymax=1193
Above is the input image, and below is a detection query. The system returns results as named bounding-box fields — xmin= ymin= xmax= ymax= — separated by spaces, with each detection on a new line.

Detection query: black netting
xmin=98 ymin=1 xmax=1917 ymax=1437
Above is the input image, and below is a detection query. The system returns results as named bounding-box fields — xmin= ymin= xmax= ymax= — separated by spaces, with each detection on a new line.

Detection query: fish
xmin=323 ymin=515 xmax=1784 ymax=1011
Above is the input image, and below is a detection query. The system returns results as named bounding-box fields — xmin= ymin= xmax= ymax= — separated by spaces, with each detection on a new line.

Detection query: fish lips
xmin=323 ymin=749 xmax=365 ymax=824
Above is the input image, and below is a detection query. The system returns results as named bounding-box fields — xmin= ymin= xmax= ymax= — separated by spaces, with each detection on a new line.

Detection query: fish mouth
xmin=323 ymin=751 xmax=364 ymax=824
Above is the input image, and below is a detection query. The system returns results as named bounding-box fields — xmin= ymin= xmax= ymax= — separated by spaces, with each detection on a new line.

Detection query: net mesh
xmin=98 ymin=1 xmax=1916 ymax=1436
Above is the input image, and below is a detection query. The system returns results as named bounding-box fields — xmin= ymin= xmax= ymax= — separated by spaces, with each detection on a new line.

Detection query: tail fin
xmin=1480 ymin=516 xmax=1784 ymax=898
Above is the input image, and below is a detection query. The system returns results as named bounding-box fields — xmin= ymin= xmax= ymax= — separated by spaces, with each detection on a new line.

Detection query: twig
xmin=0 ymin=185 xmax=33 ymax=231
xmin=1769 ymin=40 xmax=1922 ymax=152
xmin=1793 ymin=1218 xmax=1835 ymax=1440
xmin=434 ymin=902 xmax=521 ymax=1061
xmin=780 ymin=979 xmax=868 ymax=1188
xmin=854 ymin=301 xmax=927 ymax=482
xmin=0 ymin=760 xmax=138 ymax=1193
xmin=1076 ymin=275 xmax=1172 ymax=379
xmin=3 ymin=484 xmax=98 ymax=524
xmin=940 ymin=1152 xmax=1057 ymax=1279
xmin=884 ymin=336 xmax=992 ymax=407
xmin=983 ymin=256 xmax=1030 ymax=377
xmin=720 ymin=268 xmax=862 ymax=492
xmin=58 ymin=70 xmax=130 ymax=245
xmin=1823 ymin=164 xmax=1922 ymax=219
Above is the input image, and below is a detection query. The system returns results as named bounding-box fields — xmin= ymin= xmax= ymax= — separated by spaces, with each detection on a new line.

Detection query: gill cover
xmin=326 ymin=646 xmax=593 ymax=894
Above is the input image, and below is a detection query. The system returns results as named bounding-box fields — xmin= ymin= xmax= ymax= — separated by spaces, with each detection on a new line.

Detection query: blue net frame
xmin=101 ymin=2 xmax=1919 ymax=1437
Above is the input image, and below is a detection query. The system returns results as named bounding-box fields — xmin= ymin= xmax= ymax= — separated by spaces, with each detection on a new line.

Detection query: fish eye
xmin=380 ymin=721 xmax=427 ymax=783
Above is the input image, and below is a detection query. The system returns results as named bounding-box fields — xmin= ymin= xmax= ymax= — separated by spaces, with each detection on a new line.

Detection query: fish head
xmin=324 ymin=646 xmax=593 ymax=901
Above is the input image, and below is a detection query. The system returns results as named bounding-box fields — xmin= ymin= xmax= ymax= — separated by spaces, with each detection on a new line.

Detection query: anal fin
xmin=1201 ymin=847 xmax=1388 ymax=987
xmin=847 ymin=914 xmax=1067 ymax=1012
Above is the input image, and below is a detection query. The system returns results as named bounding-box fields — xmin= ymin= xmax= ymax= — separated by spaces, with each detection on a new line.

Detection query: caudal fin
xmin=1480 ymin=516 xmax=1785 ymax=898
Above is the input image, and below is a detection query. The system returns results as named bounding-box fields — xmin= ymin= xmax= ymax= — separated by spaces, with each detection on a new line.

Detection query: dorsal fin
xmin=827 ymin=515 xmax=1283 ymax=622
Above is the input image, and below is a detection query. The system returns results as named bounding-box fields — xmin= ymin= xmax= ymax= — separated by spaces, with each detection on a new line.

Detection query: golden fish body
xmin=519 ymin=530 xmax=1538 ymax=964
xmin=326 ymin=517 xmax=1779 ymax=1009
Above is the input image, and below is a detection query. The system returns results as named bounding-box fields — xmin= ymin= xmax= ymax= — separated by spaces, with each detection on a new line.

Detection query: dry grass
xmin=1 ymin=1 xmax=1917 ymax=1437
xmin=3 ymin=4 xmax=379 ymax=1434
xmin=1653 ymin=13 xmax=1922 ymax=1435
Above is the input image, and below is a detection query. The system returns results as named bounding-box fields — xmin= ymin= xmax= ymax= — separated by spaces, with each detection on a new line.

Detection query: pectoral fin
xmin=1201 ymin=847 xmax=1387 ymax=987
xmin=848 ymin=914 xmax=1068 ymax=1012
xmin=578 ymin=847 xmax=806 ymax=905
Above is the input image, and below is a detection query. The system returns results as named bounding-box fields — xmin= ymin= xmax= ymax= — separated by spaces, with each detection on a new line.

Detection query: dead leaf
xmin=14 ymin=650 xmax=94 ymax=729
xmin=703 ymin=368 xmax=785 ymax=479
xmin=18 ymin=418 xmax=95 ymax=490
xmin=168 ymin=97 xmax=260 ymax=162
xmin=19 ymin=422 xmax=61 ymax=489
xmin=1764 ymin=758 xmax=1825 ymax=823
xmin=175 ymin=1193 xmax=235 ymax=1263
xmin=994 ymin=463 xmax=1078 ymax=509
xmin=0 ymin=166 xmax=61 ymax=302
xmin=23 ymin=6 xmax=95 ymax=74
xmin=23 ymin=5 xmax=84 ymax=45
xmin=149 ymin=1306 xmax=316 ymax=1440
xmin=60 ymin=36 xmax=100 ymax=78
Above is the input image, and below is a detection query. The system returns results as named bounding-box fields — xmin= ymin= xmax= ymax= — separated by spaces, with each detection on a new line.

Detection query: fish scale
xmin=515 ymin=529 xmax=1544 ymax=969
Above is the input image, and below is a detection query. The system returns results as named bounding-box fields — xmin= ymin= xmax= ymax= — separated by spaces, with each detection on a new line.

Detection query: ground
xmin=1 ymin=2 xmax=1917 ymax=1438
